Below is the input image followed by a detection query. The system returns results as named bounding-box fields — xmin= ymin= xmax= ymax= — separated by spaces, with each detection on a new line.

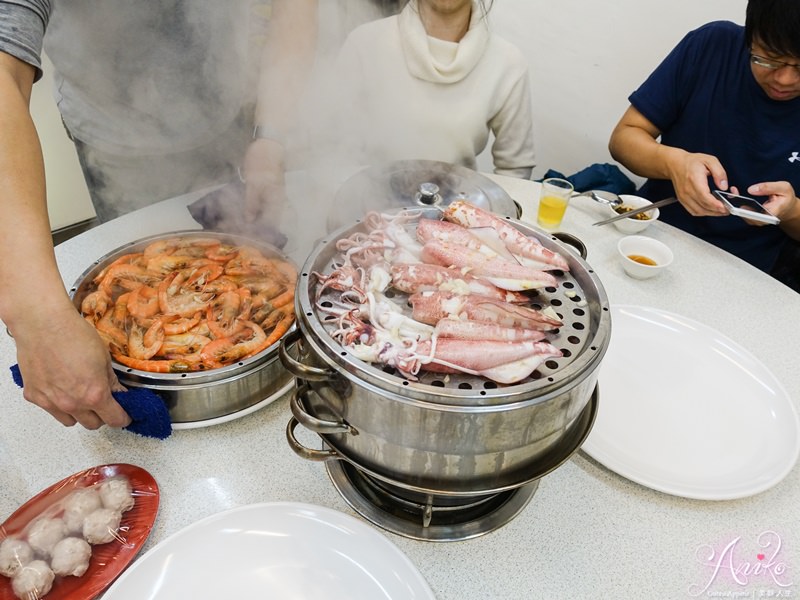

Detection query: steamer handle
xmin=290 ymin=382 xmax=358 ymax=436
xmin=552 ymin=232 xmax=588 ymax=259
xmin=279 ymin=329 xmax=334 ymax=382
xmin=286 ymin=417 xmax=341 ymax=462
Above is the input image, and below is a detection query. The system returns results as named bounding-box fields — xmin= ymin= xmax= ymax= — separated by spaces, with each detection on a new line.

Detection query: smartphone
xmin=713 ymin=191 xmax=780 ymax=225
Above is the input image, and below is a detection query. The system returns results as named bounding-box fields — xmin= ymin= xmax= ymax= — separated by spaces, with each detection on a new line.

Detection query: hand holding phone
xmin=713 ymin=191 xmax=780 ymax=225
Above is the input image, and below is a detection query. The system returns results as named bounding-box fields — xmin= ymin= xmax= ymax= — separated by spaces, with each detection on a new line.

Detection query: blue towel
xmin=541 ymin=163 xmax=636 ymax=195
xmin=10 ymin=364 xmax=172 ymax=439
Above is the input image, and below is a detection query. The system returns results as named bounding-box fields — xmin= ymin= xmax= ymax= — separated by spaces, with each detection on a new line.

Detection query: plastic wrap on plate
xmin=0 ymin=465 xmax=158 ymax=600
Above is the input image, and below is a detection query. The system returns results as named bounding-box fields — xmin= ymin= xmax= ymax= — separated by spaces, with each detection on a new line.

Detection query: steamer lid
xmin=327 ymin=160 xmax=520 ymax=233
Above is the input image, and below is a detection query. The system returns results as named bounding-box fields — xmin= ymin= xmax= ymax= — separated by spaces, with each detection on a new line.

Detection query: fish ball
xmin=50 ymin=537 xmax=92 ymax=577
xmin=63 ymin=487 xmax=103 ymax=533
xmin=11 ymin=560 xmax=54 ymax=600
xmin=98 ymin=477 xmax=135 ymax=513
xmin=82 ymin=508 xmax=122 ymax=545
xmin=26 ymin=517 xmax=68 ymax=558
xmin=0 ymin=538 xmax=34 ymax=577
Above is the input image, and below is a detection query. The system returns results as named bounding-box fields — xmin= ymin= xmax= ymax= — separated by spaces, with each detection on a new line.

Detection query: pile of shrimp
xmin=79 ymin=235 xmax=296 ymax=373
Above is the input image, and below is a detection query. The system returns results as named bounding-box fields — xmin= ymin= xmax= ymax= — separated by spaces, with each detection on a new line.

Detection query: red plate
xmin=0 ymin=464 xmax=159 ymax=599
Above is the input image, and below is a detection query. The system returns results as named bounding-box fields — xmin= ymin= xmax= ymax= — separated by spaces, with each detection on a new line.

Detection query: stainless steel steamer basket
xmin=282 ymin=212 xmax=611 ymax=494
xmin=69 ymin=230 xmax=298 ymax=424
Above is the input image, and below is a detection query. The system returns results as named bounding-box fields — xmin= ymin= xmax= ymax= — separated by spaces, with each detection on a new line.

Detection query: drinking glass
xmin=537 ymin=178 xmax=574 ymax=230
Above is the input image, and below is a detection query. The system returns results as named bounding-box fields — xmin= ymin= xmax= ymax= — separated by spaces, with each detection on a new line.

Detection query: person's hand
xmin=14 ymin=308 xmax=130 ymax=429
xmin=747 ymin=181 xmax=800 ymax=226
xmin=665 ymin=149 xmax=729 ymax=216
xmin=241 ymin=138 xmax=287 ymax=226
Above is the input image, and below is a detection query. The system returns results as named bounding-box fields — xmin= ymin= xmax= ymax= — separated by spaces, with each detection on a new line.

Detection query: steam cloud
xmin=44 ymin=0 xmax=403 ymax=262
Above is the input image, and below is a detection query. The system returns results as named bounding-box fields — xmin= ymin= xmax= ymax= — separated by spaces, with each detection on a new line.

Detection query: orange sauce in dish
xmin=627 ymin=254 xmax=657 ymax=266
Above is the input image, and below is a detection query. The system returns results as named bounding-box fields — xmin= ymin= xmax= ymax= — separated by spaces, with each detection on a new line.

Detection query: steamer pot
xmin=70 ymin=231 xmax=298 ymax=424
xmin=281 ymin=213 xmax=611 ymax=495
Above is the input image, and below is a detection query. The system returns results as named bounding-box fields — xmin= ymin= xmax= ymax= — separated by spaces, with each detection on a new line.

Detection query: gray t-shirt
xmin=0 ymin=0 xmax=50 ymax=79
xmin=0 ymin=1 xmax=254 ymax=155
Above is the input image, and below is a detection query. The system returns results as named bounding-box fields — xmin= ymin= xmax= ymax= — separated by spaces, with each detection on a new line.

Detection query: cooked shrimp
xmin=206 ymin=290 xmax=246 ymax=339
xmin=198 ymin=276 xmax=239 ymax=294
xmin=99 ymin=264 xmax=160 ymax=297
xmin=251 ymin=288 xmax=294 ymax=324
xmin=254 ymin=310 xmax=295 ymax=356
xmin=95 ymin=311 xmax=127 ymax=352
xmin=128 ymin=323 xmax=163 ymax=360
xmin=81 ymin=290 xmax=111 ymax=323
xmin=84 ymin=237 xmax=295 ymax=372
xmin=158 ymin=272 xmax=214 ymax=317
xmin=160 ymin=333 xmax=212 ymax=355
xmin=161 ymin=312 xmax=203 ymax=335
xmin=206 ymin=244 xmax=239 ymax=262
xmin=200 ymin=321 xmax=267 ymax=364
xmin=145 ymin=254 xmax=195 ymax=275
xmin=127 ymin=285 xmax=160 ymax=319
xmin=113 ymin=353 xmax=203 ymax=373
xmin=260 ymin=304 xmax=295 ymax=332
xmin=92 ymin=252 xmax=144 ymax=284
xmin=184 ymin=263 xmax=224 ymax=291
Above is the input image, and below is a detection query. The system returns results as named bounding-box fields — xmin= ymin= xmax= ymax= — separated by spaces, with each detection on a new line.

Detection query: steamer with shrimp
xmin=70 ymin=231 xmax=299 ymax=424
xmin=281 ymin=200 xmax=612 ymax=540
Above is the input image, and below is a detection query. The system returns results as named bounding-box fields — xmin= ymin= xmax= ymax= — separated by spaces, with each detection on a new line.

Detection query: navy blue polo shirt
xmin=631 ymin=21 xmax=800 ymax=273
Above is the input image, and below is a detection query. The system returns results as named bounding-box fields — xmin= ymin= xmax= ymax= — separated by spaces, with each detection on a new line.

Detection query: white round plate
xmin=171 ymin=380 xmax=294 ymax=430
xmin=583 ymin=305 xmax=800 ymax=500
xmin=102 ymin=502 xmax=436 ymax=599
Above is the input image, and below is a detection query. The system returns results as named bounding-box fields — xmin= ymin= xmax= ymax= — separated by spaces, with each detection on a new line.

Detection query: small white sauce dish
xmin=605 ymin=194 xmax=659 ymax=234
xmin=617 ymin=235 xmax=673 ymax=279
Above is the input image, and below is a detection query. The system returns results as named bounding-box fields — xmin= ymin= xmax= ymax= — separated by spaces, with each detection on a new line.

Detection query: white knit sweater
xmin=329 ymin=0 xmax=536 ymax=178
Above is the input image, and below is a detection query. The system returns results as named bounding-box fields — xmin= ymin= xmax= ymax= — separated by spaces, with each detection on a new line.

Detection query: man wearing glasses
xmin=608 ymin=0 xmax=800 ymax=291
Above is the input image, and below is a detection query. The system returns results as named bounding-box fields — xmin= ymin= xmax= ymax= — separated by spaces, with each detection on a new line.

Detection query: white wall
xmin=34 ymin=0 xmax=748 ymax=229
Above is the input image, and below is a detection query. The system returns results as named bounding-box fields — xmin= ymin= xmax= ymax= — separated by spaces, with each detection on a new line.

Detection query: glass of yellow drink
xmin=537 ymin=178 xmax=574 ymax=230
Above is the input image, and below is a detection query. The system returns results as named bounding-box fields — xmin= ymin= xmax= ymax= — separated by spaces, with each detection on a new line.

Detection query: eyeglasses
xmin=750 ymin=53 xmax=800 ymax=73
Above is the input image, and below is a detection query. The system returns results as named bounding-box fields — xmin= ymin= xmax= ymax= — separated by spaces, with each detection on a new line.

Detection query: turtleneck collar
xmin=398 ymin=0 xmax=489 ymax=84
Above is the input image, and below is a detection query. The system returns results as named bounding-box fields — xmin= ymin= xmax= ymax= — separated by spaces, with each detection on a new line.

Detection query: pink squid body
xmin=409 ymin=291 xmax=562 ymax=331
xmin=390 ymin=263 xmax=528 ymax=303
xmin=414 ymin=339 xmax=563 ymax=384
xmin=421 ymin=240 xmax=557 ymax=291
xmin=433 ymin=319 xmax=547 ymax=342
xmin=443 ymin=200 xmax=570 ymax=271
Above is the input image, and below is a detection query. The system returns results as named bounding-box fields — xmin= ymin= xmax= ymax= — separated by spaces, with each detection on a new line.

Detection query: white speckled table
xmin=1 ymin=173 xmax=798 ymax=599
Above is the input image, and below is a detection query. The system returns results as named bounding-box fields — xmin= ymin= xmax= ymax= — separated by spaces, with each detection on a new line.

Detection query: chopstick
xmin=592 ymin=197 xmax=678 ymax=226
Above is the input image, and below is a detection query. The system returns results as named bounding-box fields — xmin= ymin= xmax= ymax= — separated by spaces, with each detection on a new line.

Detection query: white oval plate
xmin=582 ymin=305 xmax=800 ymax=500
xmin=102 ymin=502 xmax=436 ymax=599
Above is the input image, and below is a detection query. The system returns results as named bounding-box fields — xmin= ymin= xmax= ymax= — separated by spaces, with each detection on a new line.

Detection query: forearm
xmin=609 ymin=106 xmax=727 ymax=215
xmin=608 ymin=121 xmax=685 ymax=182
xmin=0 ymin=59 xmax=75 ymax=337
xmin=241 ymin=0 xmax=317 ymax=220
xmin=253 ymin=0 xmax=318 ymax=136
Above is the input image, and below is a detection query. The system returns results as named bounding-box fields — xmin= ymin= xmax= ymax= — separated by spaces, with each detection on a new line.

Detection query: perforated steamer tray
xmin=296 ymin=209 xmax=611 ymax=404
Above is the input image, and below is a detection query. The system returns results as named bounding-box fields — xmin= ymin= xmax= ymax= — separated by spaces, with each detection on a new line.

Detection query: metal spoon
xmin=589 ymin=190 xmax=623 ymax=208
xmin=570 ymin=189 xmax=624 ymax=208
